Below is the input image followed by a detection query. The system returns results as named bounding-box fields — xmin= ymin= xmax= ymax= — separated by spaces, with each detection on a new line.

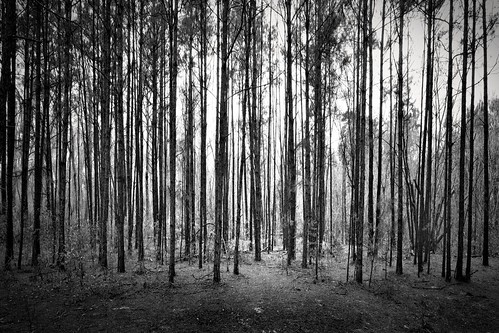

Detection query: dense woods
xmin=2 ymin=0 xmax=499 ymax=288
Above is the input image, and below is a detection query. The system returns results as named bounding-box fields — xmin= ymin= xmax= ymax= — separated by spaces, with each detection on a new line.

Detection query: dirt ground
xmin=0 ymin=251 xmax=498 ymax=332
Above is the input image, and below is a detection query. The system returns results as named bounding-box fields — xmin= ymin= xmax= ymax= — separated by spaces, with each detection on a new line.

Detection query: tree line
xmin=0 ymin=0 xmax=497 ymax=284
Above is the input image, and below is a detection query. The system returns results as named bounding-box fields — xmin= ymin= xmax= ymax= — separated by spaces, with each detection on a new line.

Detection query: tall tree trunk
xmin=92 ymin=0 xmax=100 ymax=261
xmin=214 ymin=0 xmax=229 ymax=283
xmin=251 ymin=0 xmax=263 ymax=262
xmin=302 ymin=0 xmax=312 ymax=268
xmin=169 ymin=0 xmax=178 ymax=283
xmin=20 ymin=0 xmax=32 ymax=269
xmin=185 ymin=5 xmax=196 ymax=259
xmin=267 ymin=5 xmax=273 ymax=255
xmin=0 ymin=0 xmax=8 ymax=220
xmin=367 ymin=0 xmax=374 ymax=257
xmin=4 ymin=0 xmax=16 ymax=270
xmin=151 ymin=18 xmax=159 ymax=261
xmin=444 ymin=0 xmax=454 ymax=282
xmin=157 ymin=16 xmax=165 ymax=264
xmin=422 ymin=0 xmax=434 ymax=276
xmin=396 ymin=0 xmax=404 ymax=275
xmin=388 ymin=13 xmax=395 ymax=267
xmin=32 ymin=0 xmax=44 ymax=266
xmin=466 ymin=0 xmax=477 ymax=281
xmin=126 ymin=1 xmax=135 ymax=255
xmin=355 ymin=0 xmax=368 ymax=283
xmin=199 ymin=0 xmax=208 ymax=268
xmin=57 ymin=0 xmax=72 ymax=270
xmin=234 ymin=0 xmax=249 ymax=273
xmin=374 ymin=0 xmax=386 ymax=256
xmin=44 ymin=0 xmax=56 ymax=264
xmin=456 ymin=0 xmax=469 ymax=282
xmin=115 ymin=0 xmax=126 ymax=273
xmin=482 ymin=0 xmax=490 ymax=267
xmin=136 ymin=0 xmax=145 ymax=265
xmin=99 ymin=0 xmax=111 ymax=269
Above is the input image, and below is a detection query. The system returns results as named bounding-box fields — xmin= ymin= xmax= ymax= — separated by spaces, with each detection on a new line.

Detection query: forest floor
xmin=0 ymin=250 xmax=498 ymax=332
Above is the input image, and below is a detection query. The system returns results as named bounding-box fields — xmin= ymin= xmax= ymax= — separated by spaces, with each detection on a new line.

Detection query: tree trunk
xmin=20 ymin=0 xmax=32 ymax=269
xmin=214 ymin=0 xmax=229 ymax=283
xmin=57 ymin=0 xmax=72 ymax=270
xmin=396 ymin=0 xmax=404 ymax=275
xmin=250 ymin=0 xmax=263 ymax=262
xmin=456 ymin=0 xmax=469 ymax=282
xmin=444 ymin=0 xmax=454 ymax=282
xmin=199 ymin=0 xmax=208 ymax=268
xmin=99 ymin=0 xmax=111 ymax=269
xmin=466 ymin=0 xmax=477 ymax=281
xmin=374 ymin=0 xmax=386 ymax=256
xmin=423 ymin=0 xmax=434 ymax=276
xmin=115 ymin=0 xmax=126 ymax=273
xmin=169 ymin=0 xmax=178 ymax=283
xmin=302 ymin=0 xmax=312 ymax=269
xmin=32 ymin=0 xmax=43 ymax=266
xmin=482 ymin=0 xmax=490 ymax=267
xmin=234 ymin=0 xmax=249 ymax=273
xmin=151 ymin=17 xmax=159 ymax=261
xmin=3 ymin=0 xmax=16 ymax=270
xmin=367 ymin=0 xmax=374 ymax=257
xmin=355 ymin=0 xmax=368 ymax=283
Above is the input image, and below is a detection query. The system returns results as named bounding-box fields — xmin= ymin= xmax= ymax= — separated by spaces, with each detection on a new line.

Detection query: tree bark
xmin=374 ymin=0 xmax=386 ymax=257
xmin=199 ymin=0 xmax=208 ymax=268
xmin=214 ymin=0 xmax=229 ymax=283
xmin=20 ymin=0 xmax=32 ymax=269
xmin=466 ymin=0 xmax=477 ymax=281
xmin=99 ymin=0 xmax=111 ymax=269
xmin=396 ymin=0 xmax=404 ymax=275
xmin=32 ymin=0 xmax=44 ymax=266
xmin=169 ymin=0 xmax=179 ymax=283
xmin=115 ymin=0 xmax=126 ymax=273
xmin=3 ymin=0 xmax=16 ymax=270
xmin=482 ymin=0 xmax=490 ymax=267
xmin=444 ymin=0 xmax=454 ymax=282
xmin=456 ymin=0 xmax=469 ymax=282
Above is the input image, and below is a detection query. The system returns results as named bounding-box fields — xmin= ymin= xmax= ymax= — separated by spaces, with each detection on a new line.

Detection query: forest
xmin=1 ymin=0 xmax=499 ymax=331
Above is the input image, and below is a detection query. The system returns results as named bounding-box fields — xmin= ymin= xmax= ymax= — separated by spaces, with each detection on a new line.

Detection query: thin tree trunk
xmin=0 ymin=0 xmax=8 ymax=220
xmin=388 ymin=13 xmax=395 ymax=267
xmin=423 ymin=0 xmax=434 ymax=276
xmin=250 ymin=0 xmax=263 ymax=262
xmin=482 ymin=0 xmax=490 ymax=267
xmin=126 ymin=2 xmax=133 ymax=254
xmin=355 ymin=0 xmax=368 ymax=283
xmin=396 ymin=0 xmax=404 ymax=275
xmin=4 ymin=0 xmax=16 ymax=270
xmin=20 ymin=0 xmax=32 ymax=269
xmin=57 ymin=0 xmax=72 ymax=270
xmin=302 ymin=0 xmax=312 ymax=269
xmin=456 ymin=0 xmax=469 ymax=282
xmin=367 ymin=0 xmax=374 ymax=258
xmin=115 ymin=0 xmax=126 ymax=273
xmin=374 ymin=0 xmax=386 ymax=257
xmin=214 ymin=0 xmax=230 ymax=283
xmin=151 ymin=16 xmax=159 ymax=260
xmin=199 ymin=0 xmax=207 ymax=268
xmin=99 ymin=0 xmax=111 ymax=269
xmin=234 ymin=0 xmax=249 ymax=273
xmin=444 ymin=0 xmax=454 ymax=282
xmin=92 ymin=0 xmax=100 ymax=262
xmin=466 ymin=0 xmax=477 ymax=281
xmin=32 ymin=0 xmax=43 ymax=266
xmin=169 ymin=0 xmax=178 ymax=283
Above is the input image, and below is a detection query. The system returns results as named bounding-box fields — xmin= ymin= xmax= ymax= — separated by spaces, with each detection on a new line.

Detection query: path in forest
xmin=0 ymin=253 xmax=498 ymax=332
